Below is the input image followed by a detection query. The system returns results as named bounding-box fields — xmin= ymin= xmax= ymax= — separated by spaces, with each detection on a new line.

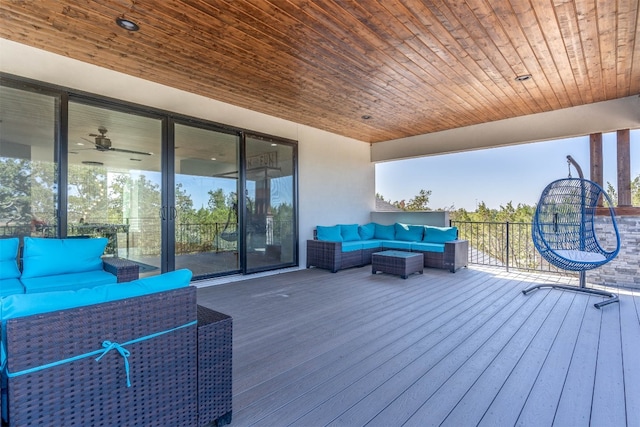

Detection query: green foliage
xmin=404 ymin=189 xmax=432 ymax=211
xmin=0 ymin=158 xmax=56 ymax=226
xmin=606 ymin=174 xmax=640 ymax=207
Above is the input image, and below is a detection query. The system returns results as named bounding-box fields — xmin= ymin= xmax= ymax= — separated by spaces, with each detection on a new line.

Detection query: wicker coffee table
xmin=371 ymin=250 xmax=424 ymax=279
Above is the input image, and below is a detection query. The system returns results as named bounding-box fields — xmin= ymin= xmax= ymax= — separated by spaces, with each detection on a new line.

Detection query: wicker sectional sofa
xmin=0 ymin=237 xmax=139 ymax=297
xmin=307 ymin=222 xmax=468 ymax=273
xmin=0 ymin=238 xmax=233 ymax=427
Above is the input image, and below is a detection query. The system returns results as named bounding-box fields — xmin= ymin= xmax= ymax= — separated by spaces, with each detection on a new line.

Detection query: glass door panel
xmin=174 ymin=123 xmax=240 ymax=278
xmin=0 ymin=85 xmax=58 ymax=241
xmin=67 ymin=101 xmax=162 ymax=276
xmin=245 ymin=136 xmax=296 ymax=272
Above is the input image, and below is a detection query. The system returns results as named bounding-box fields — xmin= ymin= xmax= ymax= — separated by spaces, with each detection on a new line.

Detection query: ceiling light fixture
xmin=515 ymin=74 xmax=532 ymax=82
xmin=361 ymin=115 xmax=372 ymax=120
xmin=116 ymin=16 xmax=139 ymax=31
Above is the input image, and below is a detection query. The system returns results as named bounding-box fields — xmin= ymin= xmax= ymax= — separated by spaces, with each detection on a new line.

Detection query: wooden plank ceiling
xmin=1 ymin=0 xmax=638 ymax=143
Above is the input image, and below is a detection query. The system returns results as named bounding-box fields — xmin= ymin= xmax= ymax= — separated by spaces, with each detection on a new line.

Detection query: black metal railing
xmin=451 ymin=220 xmax=572 ymax=275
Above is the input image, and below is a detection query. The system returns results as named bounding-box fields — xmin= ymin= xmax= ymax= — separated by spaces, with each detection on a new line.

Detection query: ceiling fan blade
xmin=108 ymin=147 xmax=153 ymax=156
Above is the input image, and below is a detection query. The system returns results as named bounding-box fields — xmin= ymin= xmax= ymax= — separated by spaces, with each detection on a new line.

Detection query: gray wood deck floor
xmin=196 ymin=265 xmax=640 ymax=427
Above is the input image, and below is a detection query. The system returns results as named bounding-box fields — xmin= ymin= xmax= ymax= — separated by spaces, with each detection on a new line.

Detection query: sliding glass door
xmin=245 ymin=135 xmax=297 ymax=273
xmin=67 ymin=101 xmax=163 ymax=275
xmin=2 ymin=77 xmax=298 ymax=279
xmin=174 ymin=123 xmax=240 ymax=278
xmin=0 ymin=84 xmax=58 ymax=240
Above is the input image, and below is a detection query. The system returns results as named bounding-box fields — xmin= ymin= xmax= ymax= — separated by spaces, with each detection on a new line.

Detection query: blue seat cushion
xmin=20 ymin=270 xmax=117 ymax=294
xmin=21 ymin=237 xmax=109 ymax=279
xmin=394 ymin=223 xmax=424 ymax=242
xmin=358 ymin=223 xmax=376 ymax=240
xmin=373 ymin=223 xmax=395 ymax=240
xmin=411 ymin=242 xmax=446 ymax=253
xmin=0 ymin=278 xmax=24 ymax=297
xmin=341 ymin=241 xmax=363 ymax=252
xmin=361 ymin=240 xmax=383 ymax=250
xmin=2 ymin=269 xmax=193 ymax=321
xmin=316 ymin=225 xmax=342 ymax=242
xmin=339 ymin=224 xmax=361 ymax=242
xmin=423 ymin=226 xmax=458 ymax=244
xmin=0 ymin=238 xmax=20 ymax=280
xmin=381 ymin=240 xmax=412 ymax=250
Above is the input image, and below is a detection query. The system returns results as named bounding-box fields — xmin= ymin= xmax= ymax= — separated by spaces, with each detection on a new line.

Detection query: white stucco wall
xmin=0 ymin=38 xmax=374 ymax=269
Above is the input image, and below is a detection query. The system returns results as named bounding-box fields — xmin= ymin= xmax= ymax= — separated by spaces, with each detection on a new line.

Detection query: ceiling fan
xmin=80 ymin=126 xmax=152 ymax=156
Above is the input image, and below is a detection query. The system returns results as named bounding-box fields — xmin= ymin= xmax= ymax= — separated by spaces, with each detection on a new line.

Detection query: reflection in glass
xmin=67 ymin=102 xmax=162 ymax=275
xmin=245 ymin=136 xmax=296 ymax=272
xmin=0 ymin=85 xmax=57 ymax=240
xmin=174 ymin=124 xmax=240 ymax=277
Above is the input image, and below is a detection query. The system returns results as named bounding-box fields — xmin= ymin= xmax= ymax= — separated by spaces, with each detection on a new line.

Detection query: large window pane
xmin=174 ymin=123 xmax=240 ymax=278
xmin=68 ymin=101 xmax=162 ymax=275
xmin=0 ymin=85 xmax=57 ymax=239
xmin=245 ymin=136 xmax=296 ymax=272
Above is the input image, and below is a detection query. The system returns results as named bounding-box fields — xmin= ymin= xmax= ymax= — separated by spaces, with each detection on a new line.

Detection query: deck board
xmin=196 ymin=265 xmax=640 ymax=426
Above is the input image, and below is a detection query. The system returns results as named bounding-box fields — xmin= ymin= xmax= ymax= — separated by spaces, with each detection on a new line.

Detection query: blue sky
xmin=376 ymin=130 xmax=639 ymax=211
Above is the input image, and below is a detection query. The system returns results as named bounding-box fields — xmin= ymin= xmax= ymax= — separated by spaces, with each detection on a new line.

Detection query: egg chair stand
xmin=522 ymin=156 xmax=621 ymax=309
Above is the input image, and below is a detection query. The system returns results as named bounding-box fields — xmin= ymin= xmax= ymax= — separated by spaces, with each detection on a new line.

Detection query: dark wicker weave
xmin=372 ymin=251 xmax=424 ymax=279
xmin=102 ymin=257 xmax=140 ymax=283
xmin=197 ymin=305 xmax=233 ymax=427
xmin=306 ymin=240 xmax=364 ymax=273
xmin=4 ymin=287 xmax=198 ymax=426
xmin=412 ymin=240 xmax=469 ymax=273
xmin=308 ymin=239 xmax=468 ymax=274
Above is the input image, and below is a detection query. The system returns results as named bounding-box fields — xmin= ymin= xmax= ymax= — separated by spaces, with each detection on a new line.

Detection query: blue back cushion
xmin=316 ymin=225 xmax=342 ymax=242
xmin=1 ymin=269 xmax=192 ymax=321
xmin=358 ymin=223 xmax=376 ymax=240
xmin=0 ymin=238 xmax=20 ymax=280
xmin=339 ymin=224 xmax=361 ymax=242
xmin=394 ymin=223 xmax=424 ymax=242
xmin=21 ymin=237 xmax=108 ymax=279
xmin=374 ymin=223 xmax=395 ymax=240
xmin=423 ymin=226 xmax=458 ymax=243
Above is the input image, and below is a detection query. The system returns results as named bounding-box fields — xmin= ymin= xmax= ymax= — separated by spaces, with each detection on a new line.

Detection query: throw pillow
xmin=394 ymin=223 xmax=424 ymax=242
xmin=373 ymin=223 xmax=395 ymax=240
xmin=358 ymin=223 xmax=376 ymax=240
xmin=0 ymin=237 xmax=20 ymax=280
xmin=316 ymin=225 xmax=343 ymax=242
xmin=21 ymin=237 xmax=108 ymax=279
xmin=339 ymin=224 xmax=361 ymax=242
xmin=423 ymin=226 xmax=458 ymax=243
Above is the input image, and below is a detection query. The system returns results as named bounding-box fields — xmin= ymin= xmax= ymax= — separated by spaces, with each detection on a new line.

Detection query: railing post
xmin=505 ymin=221 xmax=510 ymax=272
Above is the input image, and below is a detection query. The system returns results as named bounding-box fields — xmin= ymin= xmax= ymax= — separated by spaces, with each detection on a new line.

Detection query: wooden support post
xmin=590 ymin=133 xmax=603 ymax=206
xmin=617 ymin=129 xmax=631 ymax=207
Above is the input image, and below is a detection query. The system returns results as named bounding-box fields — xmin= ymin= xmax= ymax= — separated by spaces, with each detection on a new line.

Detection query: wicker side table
xmin=197 ymin=305 xmax=233 ymax=427
xmin=102 ymin=257 xmax=140 ymax=282
xmin=372 ymin=250 xmax=424 ymax=279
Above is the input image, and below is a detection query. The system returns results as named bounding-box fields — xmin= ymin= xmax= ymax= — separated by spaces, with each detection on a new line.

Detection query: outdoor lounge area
xmin=0 ymin=1 xmax=639 ymax=425
xmin=197 ymin=265 xmax=640 ymax=426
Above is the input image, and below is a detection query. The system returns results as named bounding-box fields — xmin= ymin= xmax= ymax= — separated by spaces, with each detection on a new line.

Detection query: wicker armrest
xmin=102 ymin=257 xmax=140 ymax=283
xmin=306 ymin=240 xmax=342 ymax=272
xmin=444 ymin=239 xmax=469 ymax=273
xmin=197 ymin=305 xmax=233 ymax=427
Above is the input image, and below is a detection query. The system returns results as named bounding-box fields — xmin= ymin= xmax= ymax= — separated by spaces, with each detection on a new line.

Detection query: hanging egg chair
xmin=522 ymin=156 xmax=620 ymax=308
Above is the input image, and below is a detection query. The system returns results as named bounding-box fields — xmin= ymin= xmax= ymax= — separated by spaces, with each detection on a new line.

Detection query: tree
xmin=404 ymin=189 xmax=432 ymax=211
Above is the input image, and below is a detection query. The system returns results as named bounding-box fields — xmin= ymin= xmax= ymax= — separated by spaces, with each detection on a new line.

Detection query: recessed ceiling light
xmin=76 ymin=142 xmax=85 ymax=146
xmin=361 ymin=115 xmax=372 ymax=120
xmin=116 ymin=16 xmax=139 ymax=31
xmin=210 ymin=157 xmax=217 ymax=161
xmin=271 ymin=143 xmax=277 ymax=147
xmin=515 ymin=74 xmax=532 ymax=82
